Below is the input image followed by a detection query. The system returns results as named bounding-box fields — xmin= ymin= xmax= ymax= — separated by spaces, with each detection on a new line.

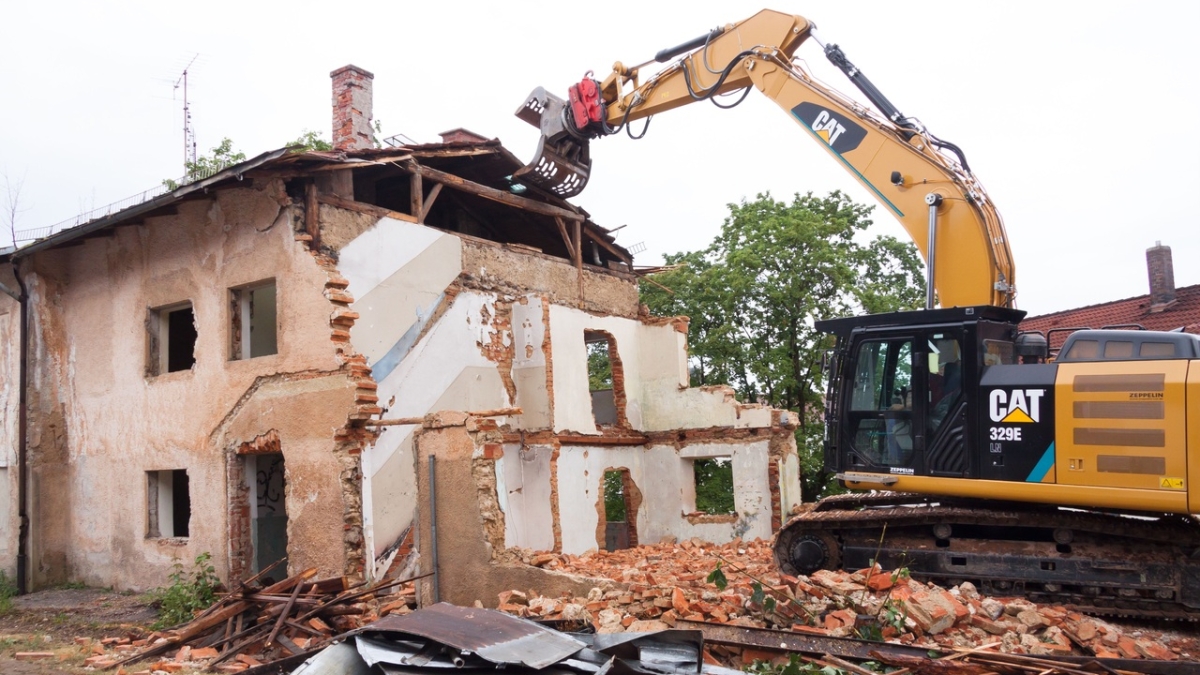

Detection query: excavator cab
xmin=819 ymin=306 xmax=1024 ymax=482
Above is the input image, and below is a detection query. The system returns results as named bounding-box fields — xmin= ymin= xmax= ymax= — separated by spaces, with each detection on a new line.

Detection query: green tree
xmin=693 ymin=459 xmax=735 ymax=514
xmin=290 ymin=129 xmax=333 ymax=152
xmin=640 ymin=191 xmax=923 ymax=501
xmin=603 ymin=470 xmax=626 ymax=522
xmin=587 ymin=340 xmax=613 ymax=390
xmin=164 ymin=138 xmax=247 ymax=189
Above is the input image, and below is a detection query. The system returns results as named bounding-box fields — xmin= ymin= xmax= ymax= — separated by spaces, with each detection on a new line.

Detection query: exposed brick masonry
xmin=1146 ymin=242 xmax=1176 ymax=310
xmin=331 ymin=65 xmax=374 ymax=152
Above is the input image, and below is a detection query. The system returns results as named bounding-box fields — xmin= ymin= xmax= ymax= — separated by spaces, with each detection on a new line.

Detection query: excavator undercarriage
xmin=774 ymin=493 xmax=1200 ymax=620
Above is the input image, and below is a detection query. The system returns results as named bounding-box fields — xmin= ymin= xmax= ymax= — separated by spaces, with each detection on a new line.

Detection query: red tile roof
xmin=1021 ymin=283 xmax=1200 ymax=352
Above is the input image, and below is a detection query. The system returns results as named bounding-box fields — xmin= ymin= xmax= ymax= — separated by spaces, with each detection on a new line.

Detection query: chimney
xmin=1146 ymin=241 xmax=1176 ymax=311
xmin=438 ymin=128 xmax=490 ymax=145
xmin=331 ymin=65 xmax=374 ymax=151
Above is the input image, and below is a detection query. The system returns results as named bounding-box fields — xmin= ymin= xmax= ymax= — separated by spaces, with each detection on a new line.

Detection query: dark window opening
xmin=693 ymin=458 xmax=735 ymax=515
xmin=601 ymin=468 xmax=639 ymax=551
xmin=148 ymin=302 xmax=197 ymax=376
xmin=586 ymin=331 xmax=620 ymax=426
xmin=167 ymin=307 xmax=197 ymax=372
xmin=231 ymin=281 xmax=278 ymax=360
xmin=604 ymin=470 xmax=626 ymax=522
xmin=147 ymin=469 xmax=191 ymax=538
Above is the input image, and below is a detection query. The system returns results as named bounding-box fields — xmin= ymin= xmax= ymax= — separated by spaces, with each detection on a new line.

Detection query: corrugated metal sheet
xmin=364 ymin=603 xmax=586 ymax=669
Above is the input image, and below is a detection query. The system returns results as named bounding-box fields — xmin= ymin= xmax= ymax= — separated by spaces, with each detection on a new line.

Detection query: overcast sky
xmin=2 ymin=1 xmax=1196 ymax=317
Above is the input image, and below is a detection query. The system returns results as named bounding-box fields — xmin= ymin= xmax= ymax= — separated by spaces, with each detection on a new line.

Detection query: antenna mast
xmin=174 ymin=55 xmax=199 ymax=176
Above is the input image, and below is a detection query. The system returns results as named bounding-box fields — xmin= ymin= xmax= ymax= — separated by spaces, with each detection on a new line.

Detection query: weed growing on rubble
xmin=150 ymin=552 xmax=220 ymax=629
xmin=706 ymin=563 xmax=728 ymax=590
xmin=0 ymin=569 xmax=17 ymax=615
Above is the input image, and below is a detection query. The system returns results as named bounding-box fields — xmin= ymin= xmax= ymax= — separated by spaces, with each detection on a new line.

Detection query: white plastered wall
xmin=548 ymin=305 xmax=774 ymax=434
xmin=529 ymin=440 xmax=775 ymax=555
xmin=343 ymin=219 xmax=528 ymax=563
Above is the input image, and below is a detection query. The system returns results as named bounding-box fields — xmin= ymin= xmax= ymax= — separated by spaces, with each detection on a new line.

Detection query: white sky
xmin=2 ymin=1 xmax=1196 ymax=317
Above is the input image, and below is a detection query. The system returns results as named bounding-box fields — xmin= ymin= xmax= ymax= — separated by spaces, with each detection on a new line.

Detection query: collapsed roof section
xmin=12 ymin=139 xmax=633 ymax=272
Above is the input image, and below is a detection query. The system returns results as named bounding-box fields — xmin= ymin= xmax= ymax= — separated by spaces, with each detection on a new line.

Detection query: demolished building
xmin=0 ymin=65 xmax=802 ymax=596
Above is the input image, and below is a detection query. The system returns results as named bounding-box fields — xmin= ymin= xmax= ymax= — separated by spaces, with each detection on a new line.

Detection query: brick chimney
xmin=1146 ymin=241 xmax=1176 ymax=312
xmin=331 ymin=65 xmax=374 ymax=151
xmin=438 ymin=128 xmax=489 ymax=145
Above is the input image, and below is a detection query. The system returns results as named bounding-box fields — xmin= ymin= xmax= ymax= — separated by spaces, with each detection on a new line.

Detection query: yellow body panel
xmin=1054 ymin=361 xmax=1189 ymax=493
xmin=1190 ymin=363 xmax=1200 ymax=513
xmin=844 ymin=359 xmax=1195 ymax=514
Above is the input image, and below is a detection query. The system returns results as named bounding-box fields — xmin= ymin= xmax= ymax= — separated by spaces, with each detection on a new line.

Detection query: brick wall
xmin=331 ymin=65 xmax=374 ymax=151
xmin=1146 ymin=242 xmax=1176 ymax=310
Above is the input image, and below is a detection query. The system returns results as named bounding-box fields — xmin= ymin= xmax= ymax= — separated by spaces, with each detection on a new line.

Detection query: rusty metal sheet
xmin=363 ymin=603 xmax=585 ymax=669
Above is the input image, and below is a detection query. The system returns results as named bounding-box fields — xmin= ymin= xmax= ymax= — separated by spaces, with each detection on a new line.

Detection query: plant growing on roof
xmin=163 ymin=138 xmax=247 ymax=190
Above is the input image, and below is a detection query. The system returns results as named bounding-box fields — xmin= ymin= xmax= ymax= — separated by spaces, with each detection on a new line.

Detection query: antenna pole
xmin=174 ymin=55 xmax=199 ymax=178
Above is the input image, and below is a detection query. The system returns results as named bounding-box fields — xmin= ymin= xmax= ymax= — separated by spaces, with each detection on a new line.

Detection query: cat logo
xmin=989 ymin=389 xmax=1045 ymax=424
xmin=812 ymin=110 xmax=848 ymax=145
xmin=791 ymin=103 xmax=867 ymax=154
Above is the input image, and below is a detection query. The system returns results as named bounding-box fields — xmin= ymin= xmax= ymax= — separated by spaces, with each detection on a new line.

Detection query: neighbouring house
xmin=1022 ymin=242 xmax=1199 ymax=353
xmin=0 ymin=65 xmax=801 ymax=599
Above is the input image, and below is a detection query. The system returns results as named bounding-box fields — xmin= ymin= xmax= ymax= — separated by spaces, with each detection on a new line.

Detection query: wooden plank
xmin=304 ymin=183 xmax=319 ymax=245
xmin=405 ymin=162 xmax=585 ymax=222
xmin=553 ymin=217 xmax=574 ymax=258
xmin=316 ymin=193 xmax=418 ymax=224
xmin=588 ymin=230 xmax=633 ymax=265
xmin=419 ymin=183 xmax=443 ymax=223
xmin=410 ymin=172 xmax=423 ymax=220
xmin=574 ymin=219 xmax=584 ymax=301
xmin=557 ymin=434 xmax=649 ymax=445
xmin=266 ymin=573 xmax=305 ymax=647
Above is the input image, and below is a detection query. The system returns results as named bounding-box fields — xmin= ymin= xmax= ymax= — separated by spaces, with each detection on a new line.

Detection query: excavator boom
xmin=514 ymin=9 xmax=1015 ymax=308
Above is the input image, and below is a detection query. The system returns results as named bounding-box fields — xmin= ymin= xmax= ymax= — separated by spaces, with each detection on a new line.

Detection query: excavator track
xmin=774 ymin=493 xmax=1200 ymax=620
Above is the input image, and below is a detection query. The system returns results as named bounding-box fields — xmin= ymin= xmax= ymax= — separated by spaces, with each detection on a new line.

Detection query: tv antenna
xmin=174 ymin=55 xmax=199 ymax=175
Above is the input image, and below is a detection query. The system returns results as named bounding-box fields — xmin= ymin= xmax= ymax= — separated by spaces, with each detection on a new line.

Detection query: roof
xmin=1021 ymin=283 xmax=1200 ymax=351
xmin=11 ymin=140 xmax=631 ymax=268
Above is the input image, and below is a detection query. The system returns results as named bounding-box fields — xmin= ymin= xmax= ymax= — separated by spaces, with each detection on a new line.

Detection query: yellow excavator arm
xmin=515 ymin=9 xmax=1016 ymax=309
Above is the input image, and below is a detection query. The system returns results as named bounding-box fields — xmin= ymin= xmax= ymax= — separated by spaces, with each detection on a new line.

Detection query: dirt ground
xmin=0 ymin=588 xmax=166 ymax=674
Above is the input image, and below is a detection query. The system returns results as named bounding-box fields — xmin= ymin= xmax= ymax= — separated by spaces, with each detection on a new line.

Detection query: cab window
xmin=927 ymin=335 xmax=963 ymax=436
xmin=848 ymin=340 xmax=914 ymax=466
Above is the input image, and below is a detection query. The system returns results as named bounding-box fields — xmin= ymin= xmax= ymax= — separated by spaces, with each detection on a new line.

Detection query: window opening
xmin=148 ymin=302 xmax=197 ymax=375
xmin=147 ymin=469 xmax=191 ymax=538
xmin=585 ymin=331 xmax=619 ymax=426
xmin=231 ymin=281 xmax=277 ymax=360
xmin=601 ymin=468 xmax=639 ymax=551
xmin=692 ymin=458 xmax=735 ymax=515
xmin=603 ymin=470 xmax=626 ymax=522
xmin=248 ymin=453 xmax=288 ymax=574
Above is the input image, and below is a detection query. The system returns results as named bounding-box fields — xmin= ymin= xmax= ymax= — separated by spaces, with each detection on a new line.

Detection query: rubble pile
xmin=93 ymin=568 xmax=416 ymax=673
xmin=498 ymin=538 xmax=1193 ymax=662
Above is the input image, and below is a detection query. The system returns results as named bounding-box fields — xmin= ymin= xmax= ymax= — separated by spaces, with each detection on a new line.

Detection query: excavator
xmin=513 ymin=9 xmax=1200 ymax=618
